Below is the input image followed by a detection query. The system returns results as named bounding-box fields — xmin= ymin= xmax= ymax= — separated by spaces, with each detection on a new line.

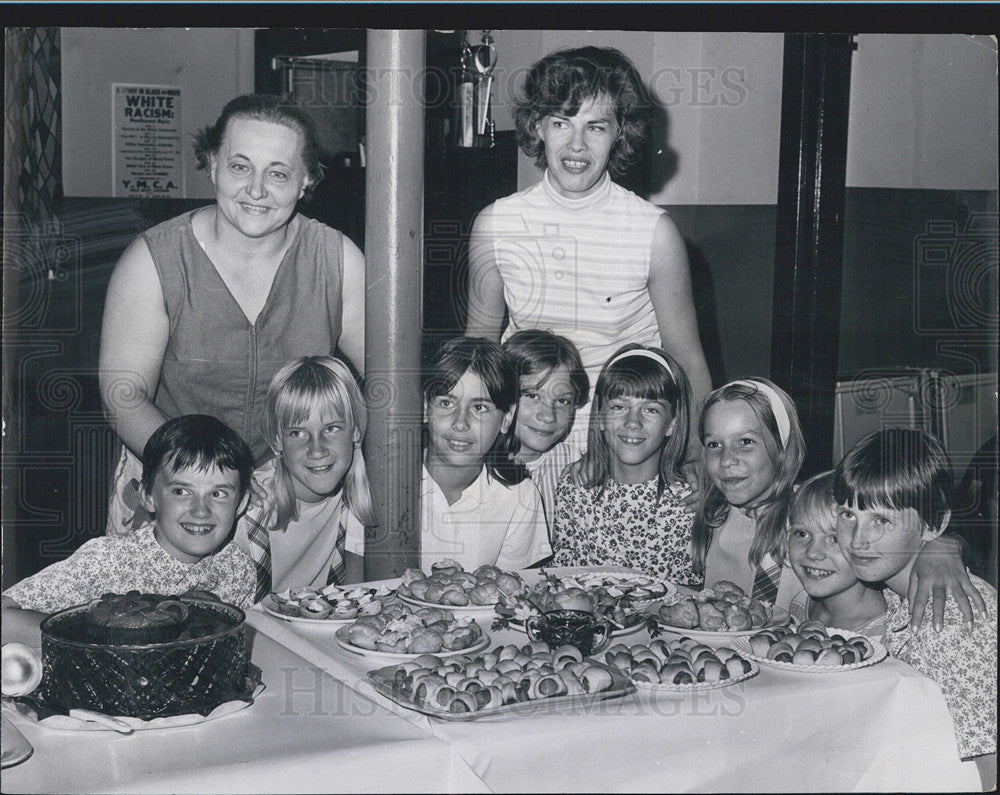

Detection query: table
xmin=2 ymin=571 xmax=982 ymax=793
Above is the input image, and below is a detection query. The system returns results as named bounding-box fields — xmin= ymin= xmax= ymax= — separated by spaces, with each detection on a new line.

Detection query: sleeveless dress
xmin=489 ymin=171 xmax=665 ymax=380
xmin=106 ymin=208 xmax=348 ymax=535
xmin=487 ymin=171 xmax=666 ymax=442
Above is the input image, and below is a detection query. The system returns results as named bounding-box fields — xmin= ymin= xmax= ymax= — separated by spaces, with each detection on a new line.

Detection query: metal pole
xmin=363 ymin=30 xmax=425 ymax=579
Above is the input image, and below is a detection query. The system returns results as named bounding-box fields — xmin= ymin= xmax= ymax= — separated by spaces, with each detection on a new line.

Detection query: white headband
xmin=727 ymin=379 xmax=791 ymax=447
xmin=607 ymin=349 xmax=679 ymax=383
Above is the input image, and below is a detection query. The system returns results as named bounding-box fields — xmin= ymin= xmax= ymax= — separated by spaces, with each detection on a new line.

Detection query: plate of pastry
xmin=367 ymin=643 xmax=634 ymax=720
xmin=601 ymin=639 xmax=759 ymax=691
xmin=263 ymin=584 xmax=395 ymax=623
xmin=334 ymin=602 xmax=490 ymax=659
xmin=336 ymin=627 xmax=489 ymax=661
xmin=731 ymin=622 xmax=887 ymax=672
xmin=549 ymin=570 xmax=676 ymax=609
xmin=395 ymin=560 xmax=525 ymax=615
xmin=652 ymin=581 xmax=789 ymax=645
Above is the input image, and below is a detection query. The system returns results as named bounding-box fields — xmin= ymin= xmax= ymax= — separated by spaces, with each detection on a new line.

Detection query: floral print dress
xmin=553 ymin=475 xmax=701 ymax=587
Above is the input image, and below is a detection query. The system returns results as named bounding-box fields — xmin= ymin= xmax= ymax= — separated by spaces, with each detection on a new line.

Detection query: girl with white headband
xmin=692 ymin=378 xmax=806 ymax=607
xmin=553 ymin=345 xmax=701 ymax=585
xmin=692 ymin=378 xmax=973 ymax=616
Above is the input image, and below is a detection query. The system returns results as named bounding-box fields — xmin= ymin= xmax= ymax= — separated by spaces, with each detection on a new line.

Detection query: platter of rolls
xmin=395 ymin=560 xmax=525 ymax=615
xmin=367 ymin=641 xmax=633 ymax=720
xmin=263 ymin=584 xmax=395 ymax=624
xmin=335 ymin=603 xmax=489 ymax=659
xmin=602 ymin=639 xmax=758 ymax=691
xmin=731 ymin=621 xmax=887 ymax=672
xmin=653 ymin=581 xmax=789 ymax=645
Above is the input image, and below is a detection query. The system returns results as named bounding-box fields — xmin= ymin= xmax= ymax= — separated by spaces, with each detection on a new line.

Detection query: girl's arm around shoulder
xmin=908 ymin=533 xmax=989 ymax=632
xmin=465 ymin=204 xmax=506 ymax=342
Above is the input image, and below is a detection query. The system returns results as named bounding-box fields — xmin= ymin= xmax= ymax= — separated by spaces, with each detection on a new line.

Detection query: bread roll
xmin=725 ymin=657 xmax=752 ymax=678
xmin=475 ymin=685 xmax=504 ymax=710
xmin=553 ymin=644 xmax=583 ymax=665
xmin=848 ymin=636 xmax=874 ymax=660
xmin=413 ymin=674 xmax=447 ymax=704
xmin=697 ymin=659 xmax=725 ymax=682
xmin=559 ymin=669 xmax=587 ymax=696
xmin=660 ymin=662 xmax=695 ymax=685
xmin=441 ymin=587 xmax=470 ymax=606
xmin=442 ymin=625 xmax=476 ymax=651
xmin=815 ymin=648 xmax=843 ymax=666
xmin=533 ymin=674 xmax=568 ymax=698
xmin=376 ymin=632 xmax=409 ymax=653
xmin=711 ymin=580 xmax=747 ymax=599
xmin=347 ymin=623 xmax=382 ymax=650
xmin=748 ymin=634 xmax=772 ymax=657
xmin=469 ymin=583 xmax=499 ymax=605
xmin=431 ymin=559 xmax=462 ymax=576
xmin=630 ymin=662 xmax=660 ymax=683
xmin=401 ymin=567 xmax=427 ymax=585
xmin=580 ymin=665 xmax=614 ymax=693
xmin=695 ymin=601 xmax=727 ymax=631
xmin=473 ymin=564 xmax=502 ymax=581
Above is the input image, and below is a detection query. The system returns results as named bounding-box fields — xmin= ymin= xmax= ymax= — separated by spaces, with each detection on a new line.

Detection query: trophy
xmin=457 ymin=31 xmax=497 ymax=147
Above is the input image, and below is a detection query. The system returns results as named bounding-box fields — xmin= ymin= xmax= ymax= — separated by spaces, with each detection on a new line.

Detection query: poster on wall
xmin=112 ymin=84 xmax=184 ymax=198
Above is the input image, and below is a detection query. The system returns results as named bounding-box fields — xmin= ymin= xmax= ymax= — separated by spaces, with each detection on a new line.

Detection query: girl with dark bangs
xmin=553 ymin=345 xmax=700 ymax=585
xmin=421 ymin=338 xmax=551 ymax=571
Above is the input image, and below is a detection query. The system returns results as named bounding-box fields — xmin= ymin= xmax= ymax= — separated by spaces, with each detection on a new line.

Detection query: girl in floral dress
xmin=553 ymin=345 xmax=700 ymax=586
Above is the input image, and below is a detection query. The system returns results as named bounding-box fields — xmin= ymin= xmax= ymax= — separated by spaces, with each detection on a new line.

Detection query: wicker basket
xmin=37 ymin=598 xmax=251 ymax=720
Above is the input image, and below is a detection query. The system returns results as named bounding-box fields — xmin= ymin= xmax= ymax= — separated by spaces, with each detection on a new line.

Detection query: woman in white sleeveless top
xmin=466 ymin=46 xmax=711 ymax=490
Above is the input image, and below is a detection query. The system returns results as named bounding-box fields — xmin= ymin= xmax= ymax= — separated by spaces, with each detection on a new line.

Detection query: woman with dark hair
xmin=100 ymin=94 xmax=365 ymax=535
xmin=465 ymin=46 xmax=711 ymax=485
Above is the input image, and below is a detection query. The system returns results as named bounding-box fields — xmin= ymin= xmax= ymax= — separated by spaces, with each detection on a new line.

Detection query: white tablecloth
xmin=248 ymin=595 xmax=980 ymax=793
xmin=3 ymin=570 xmax=982 ymax=792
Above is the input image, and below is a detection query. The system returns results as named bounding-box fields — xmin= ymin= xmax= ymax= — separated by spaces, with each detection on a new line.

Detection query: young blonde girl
xmin=691 ymin=378 xmax=805 ymax=606
xmin=786 ymin=471 xmax=887 ymax=637
xmin=235 ymin=356 xmax=376 ymax=600
xmin=553 ymin=345 xmax=700 ymax=585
